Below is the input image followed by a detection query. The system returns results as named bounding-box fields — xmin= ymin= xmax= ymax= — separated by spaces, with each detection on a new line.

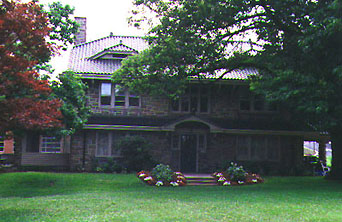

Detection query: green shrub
xmin=226 ymin=162 xmax=247 ymax=181
xmin=91 ymin=157 xmax=123 ymax=173
xmin=151 ymin=164 xmax=174 ymax=182
xmin=117 ymin=136 xmax=156 ymax=172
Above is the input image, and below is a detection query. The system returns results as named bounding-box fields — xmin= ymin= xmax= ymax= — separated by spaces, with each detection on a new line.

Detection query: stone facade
xmin=65 ymin=79 xmax=310 ymax=174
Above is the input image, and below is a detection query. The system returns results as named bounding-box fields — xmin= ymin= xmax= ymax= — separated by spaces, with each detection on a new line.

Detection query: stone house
xmin=15 ymin=17 xmax=327 ymax=174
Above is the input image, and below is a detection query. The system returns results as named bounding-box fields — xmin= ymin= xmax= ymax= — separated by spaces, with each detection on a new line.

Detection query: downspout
xmin=82 ymin=130 xmax=86 ymax=170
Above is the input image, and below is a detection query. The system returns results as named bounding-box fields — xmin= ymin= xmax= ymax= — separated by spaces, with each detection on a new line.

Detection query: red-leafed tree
xmin=0 ymin=0 xmax=77 ymax=135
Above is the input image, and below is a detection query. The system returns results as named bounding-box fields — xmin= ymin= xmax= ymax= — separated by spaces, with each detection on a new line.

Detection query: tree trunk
xmin=329 ymin=130 xmax=342 ymax=179
xmin=318 ymin=139 xmax=327 ymax=165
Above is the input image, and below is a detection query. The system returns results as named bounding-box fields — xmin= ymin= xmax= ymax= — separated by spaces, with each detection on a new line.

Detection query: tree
xmin=50 ymin=71 xmax=91 ymax=135
xmin=114 ymin=0 xmax=342 ymax=178
xmin=0 ymin=0 xmax=78 ymax=136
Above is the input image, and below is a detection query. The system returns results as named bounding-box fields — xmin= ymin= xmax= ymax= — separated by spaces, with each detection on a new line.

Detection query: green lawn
xmin=0 ymin=173 xmax=342 ymax=221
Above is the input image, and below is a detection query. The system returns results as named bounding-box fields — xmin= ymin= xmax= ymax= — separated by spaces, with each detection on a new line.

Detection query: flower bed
xmin=213 ymin=172 xmax=264 ymax=186
xmin=137 ymin=170 xmax=187 ymax=186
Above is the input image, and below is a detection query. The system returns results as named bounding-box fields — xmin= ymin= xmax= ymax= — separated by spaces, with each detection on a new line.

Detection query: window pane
xmin=41 ymin=136 xmax=61 ymax=153
xmin=200 ymin=96 xmax=208 ymax=113
xmin=101 ymin=83 xmax=112 ymax=106
xmin=198 ymin=135 xmax=206 ymax=153
xmin=101 ymin=96 xmax=111 ymax=106
xmin=97 ymin=132 xmax=109 ymax=156
xmin=251 ymin=136 xmax=266 ymax=160
xmin=181 ymin=97 xmax=190 ymax=112
xmin=253 ymin=95 xmax=265 ymax=111
xmin=239 ymin=87 xmax=251 ymax=111
xmin=190 ymin=96 xmax=198 ymax=112
xmin=200 ymin=85 xmax=209 ymax=95
xmin=129 ymin=97 xmax=139 ymax=106
xmin=171 ymin=99 xmax=180 ymax=111
xmin=111 ymin=133 xmax=120 ymax=156
xmin=101 ymin=83 xmax=112 ymax=96
xmin=191 ymin=85 xmax=199 ymax=94
xmin=115 ymin=86 xmax=126 ymax=106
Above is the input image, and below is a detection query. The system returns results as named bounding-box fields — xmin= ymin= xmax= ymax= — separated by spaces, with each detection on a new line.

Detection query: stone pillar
xmin=75 ymin=17 xmax=87 ymax=45
xmin=318 ymin=139 xmax=327 ymax=165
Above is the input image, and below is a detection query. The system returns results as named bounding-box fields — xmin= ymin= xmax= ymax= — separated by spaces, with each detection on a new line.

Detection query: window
xmin=171 ymin=85 xmax=210 ymax=113
xmin=0 ymin=136 xmax=4 ymax=152
xmin=239 ymin=87 xmax=276 ymax=112
xmin=251 ymin=136 xmax=266 ymax=160
xmin=99 ymin=83 xmax=140 ymax=108
xmin=100 ymin=82 xmax=112 ymax=106
xmin=40 ymin=136 xmax=61 ymax=153
xmin=96 ymin=131 xmax=121 ymax=157
xmin=237 ymin=136 xmax=280 ymax=161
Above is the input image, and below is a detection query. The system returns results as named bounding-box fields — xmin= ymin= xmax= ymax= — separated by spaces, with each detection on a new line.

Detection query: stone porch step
xmin=184 ymin=174 xmax=217 ymax=186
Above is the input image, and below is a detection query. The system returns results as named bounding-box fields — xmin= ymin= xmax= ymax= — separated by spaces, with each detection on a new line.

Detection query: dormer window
xmin=89 ymin=43 xmax=138 ymax=60
xmin=112 ymin=54 xmax=129 ymax=59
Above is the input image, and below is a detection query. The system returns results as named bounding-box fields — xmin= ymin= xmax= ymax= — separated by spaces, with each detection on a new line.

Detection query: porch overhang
xmin=83 ymin=123 xmax=321 ymax=138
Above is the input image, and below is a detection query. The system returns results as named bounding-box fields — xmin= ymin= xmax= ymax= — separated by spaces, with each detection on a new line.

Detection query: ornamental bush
xmin=151 ymin=164 xmax=174 ymax=183
xmin=226 ymin=162 xmax=247 ymax=181
xmin=117 ymin=136 xmax=156 ymax=172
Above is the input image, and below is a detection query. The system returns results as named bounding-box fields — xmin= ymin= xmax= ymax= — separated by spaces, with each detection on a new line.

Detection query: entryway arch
xmin=173 ymin=121 xmax=210 ymax=173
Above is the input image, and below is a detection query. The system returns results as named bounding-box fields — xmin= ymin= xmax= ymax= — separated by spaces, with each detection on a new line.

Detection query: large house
xmin=15 ymin=17 xmax=328 ymax=174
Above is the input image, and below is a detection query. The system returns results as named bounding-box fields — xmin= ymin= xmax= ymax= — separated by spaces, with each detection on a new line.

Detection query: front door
xmin=180 ymin=134 xmax=197 ymax=172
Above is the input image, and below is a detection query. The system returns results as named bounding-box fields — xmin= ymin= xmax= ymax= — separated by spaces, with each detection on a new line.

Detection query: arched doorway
xmin=174 ymin=121 xmax=210 ymax=172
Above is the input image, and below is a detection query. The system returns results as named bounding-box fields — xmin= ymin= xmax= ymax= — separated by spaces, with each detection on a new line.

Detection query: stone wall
xmin=84 ymin=80 xmax=282 ymax=120
xmin=69 ymin=128 xmax=305 ymax=174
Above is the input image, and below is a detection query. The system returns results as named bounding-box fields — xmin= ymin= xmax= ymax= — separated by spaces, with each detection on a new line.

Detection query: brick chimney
xmin=75 ymin=17 xmax=87 ymax=45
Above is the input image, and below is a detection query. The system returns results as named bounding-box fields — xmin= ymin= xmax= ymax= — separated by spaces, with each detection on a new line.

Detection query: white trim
xmin=39 ymin=136 xmax=62 ymax=153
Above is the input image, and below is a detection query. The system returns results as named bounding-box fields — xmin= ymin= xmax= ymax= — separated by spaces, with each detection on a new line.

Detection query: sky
xmin=37 ymin=0 xmax=147 ymax=75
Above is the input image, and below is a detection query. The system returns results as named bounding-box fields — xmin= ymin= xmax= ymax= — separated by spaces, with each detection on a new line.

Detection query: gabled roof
xmin=68 ymin=35 xmax=148 ymax=75
xmin=68 ymin=34 xmax=258 ymax=81
xmin=88 ymin=42 xmax=138 ymax=60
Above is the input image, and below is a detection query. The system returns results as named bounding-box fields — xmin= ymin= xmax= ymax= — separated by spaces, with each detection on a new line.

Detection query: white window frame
xmin=99 ymin=82 xmax=141 ymax=108
xmin=40 ymin=136 xmax=62 ymax=153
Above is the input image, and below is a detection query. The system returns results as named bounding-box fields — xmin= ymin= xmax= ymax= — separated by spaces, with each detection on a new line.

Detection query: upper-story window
xmin=239 ymin=87 xmax=276 ymax=112
xmin=100 ymin=82 xmax=140 ymax=108
xmin=171 ymin=85 xmax=210 ymax=113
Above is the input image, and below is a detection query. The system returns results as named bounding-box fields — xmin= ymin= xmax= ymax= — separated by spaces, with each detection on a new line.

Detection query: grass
xmin=1 ymin=173 xmax=342 ymax=222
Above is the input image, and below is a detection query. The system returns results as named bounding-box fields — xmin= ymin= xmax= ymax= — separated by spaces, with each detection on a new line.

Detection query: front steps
xmin=184 ymin=174 xmax=217 ymax=186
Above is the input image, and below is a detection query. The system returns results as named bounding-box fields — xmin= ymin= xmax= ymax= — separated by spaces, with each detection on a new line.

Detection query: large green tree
xmin=114 ymin=0 xmax=342 ymax=178
xmin=50 ymin=71 xmax=91 ymax=136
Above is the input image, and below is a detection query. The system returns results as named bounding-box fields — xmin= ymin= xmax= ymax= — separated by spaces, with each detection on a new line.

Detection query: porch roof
xmin=85 ymin=115 xmax=314 ymax=135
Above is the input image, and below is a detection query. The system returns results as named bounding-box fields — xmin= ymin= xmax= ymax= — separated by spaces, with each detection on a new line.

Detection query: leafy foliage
xmin=226 ymin=162 xmax=247 ymax=181
xmin=151 ymin=164 xmax=174 ymax=182
xmin=115 ymin=0 xmax=342 ymax=178
xmin=0 ymin=0 xmax=78 ymax=135
xmin=116 ymin=136 xmax=155 ymax=172
xmin=50 ymin=71 xmax=91 ymax=135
